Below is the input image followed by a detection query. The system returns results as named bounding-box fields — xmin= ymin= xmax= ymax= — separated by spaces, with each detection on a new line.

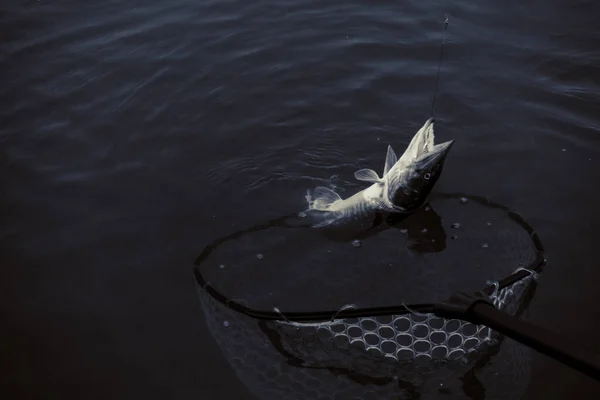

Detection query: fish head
xmin=388 ymin=139 xmax=454 ymax=211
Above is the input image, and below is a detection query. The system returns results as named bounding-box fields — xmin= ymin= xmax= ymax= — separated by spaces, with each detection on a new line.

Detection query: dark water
xmin=2 ymin=0 xmax=600 ymax=398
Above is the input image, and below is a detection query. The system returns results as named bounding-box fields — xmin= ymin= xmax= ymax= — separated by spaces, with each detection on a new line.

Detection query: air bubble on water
xmin=482 ymin=243 xmax=489 ymax=248
xmin=223 ymin=321 xmax=230 ymax=327
xmin=562 ymin=148 xmax=567 ymax=152
xmin=486 ymin=222 xmax=492 ymax=227
xmin=460 ymin=197 xmax=468 ymax=204
xmin=352 ymin=239 xmax=363 ymax=248
xmin=298 ymin=212 xmax=307 ymax=218
xmin=219 ymin=264 xmax=225 ymax=270
xmin=256 ymin=253 xmax=264 ymax=260
xmin=400 ymin=228 xmax=408 ymax=234
xmin=451 ymin=223 xmax=461 ymax=229
xmin=450 ymin=235 xmax=458 ymax=240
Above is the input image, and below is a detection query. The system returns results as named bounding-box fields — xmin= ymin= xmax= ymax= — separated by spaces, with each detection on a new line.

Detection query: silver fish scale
xmin=365 ymin=196 xmax=395 ymax=213
xmin=326 ymin=190 xmax=391 ymax=221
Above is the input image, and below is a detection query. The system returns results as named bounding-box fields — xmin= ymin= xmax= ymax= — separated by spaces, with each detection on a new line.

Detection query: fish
xmin=305 ymin=118 xmax=454 ymax=228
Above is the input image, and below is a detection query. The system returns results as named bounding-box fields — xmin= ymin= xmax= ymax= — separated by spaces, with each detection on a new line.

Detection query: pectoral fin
xmin=354 ymin=168 xmax=383 ymax=183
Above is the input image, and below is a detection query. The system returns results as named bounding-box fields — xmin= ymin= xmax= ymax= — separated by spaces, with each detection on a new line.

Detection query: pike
xmin=305 ymin=118 xmax=454 ymax=227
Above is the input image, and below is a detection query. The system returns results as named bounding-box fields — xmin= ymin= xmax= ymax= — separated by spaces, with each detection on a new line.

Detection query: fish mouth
xmin=409 ymin=118 xmax=435 ymax=158
xmin=431 ymin=138 xmax=455 ymax=158
xmin=414 ymin=117 xmax=436 ymax=156
xmin=414 ymin=138 xmax=455 ymax=166
xmin=396 ymin=117 xmax=438 ymax=166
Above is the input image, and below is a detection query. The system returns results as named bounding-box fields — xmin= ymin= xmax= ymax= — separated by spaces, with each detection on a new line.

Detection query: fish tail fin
xmin=307 ymin=186 xmax=342 ymax=210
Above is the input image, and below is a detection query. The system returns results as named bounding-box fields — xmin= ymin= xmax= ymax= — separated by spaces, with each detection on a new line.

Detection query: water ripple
xmin=3 ymin=2 xmax=600 ymax=399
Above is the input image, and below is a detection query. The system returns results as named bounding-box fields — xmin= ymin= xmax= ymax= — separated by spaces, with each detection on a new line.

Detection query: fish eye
xmin=424 ymin=173 xmax=431 ymax=180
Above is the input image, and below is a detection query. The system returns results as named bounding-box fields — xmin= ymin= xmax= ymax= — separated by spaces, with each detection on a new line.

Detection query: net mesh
xmin=194 ymin=193 xmax=544 ymax=399
xmin=267 ymin=275 xmax=534 ymax=367
xmin=197 ymin=277 xmax=535 ymax=400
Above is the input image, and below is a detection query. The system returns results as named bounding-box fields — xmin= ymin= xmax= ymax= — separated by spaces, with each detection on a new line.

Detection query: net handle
xmin=434 ymin=292 xmax=600 ymax=382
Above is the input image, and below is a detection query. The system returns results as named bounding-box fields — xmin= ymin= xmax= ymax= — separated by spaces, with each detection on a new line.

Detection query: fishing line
xmin=431 ymin=15 xmax=449 ymax=117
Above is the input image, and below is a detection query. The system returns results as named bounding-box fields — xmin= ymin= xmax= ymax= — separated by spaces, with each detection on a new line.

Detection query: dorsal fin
xmin=383 ymin=145 xmax=397 ymax=176
xmin=310 ymin=186 xmax=342 ymax=210
xmin=354 ymin=168 xmax=383 ymax=183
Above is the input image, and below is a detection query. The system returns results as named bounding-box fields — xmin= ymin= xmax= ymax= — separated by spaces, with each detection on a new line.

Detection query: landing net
xmin=194 ymin=192 xmax=545 ymax=399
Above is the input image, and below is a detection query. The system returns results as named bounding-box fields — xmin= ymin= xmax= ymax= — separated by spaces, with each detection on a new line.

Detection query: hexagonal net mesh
xmin=194 ymin=192 xmax=544 ymax=397
xmin=263 ymin=274 xmax=535 ymax=370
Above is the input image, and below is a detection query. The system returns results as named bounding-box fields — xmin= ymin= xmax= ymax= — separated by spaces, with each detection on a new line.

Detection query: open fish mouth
xmin=398 ymin=117 xmax=436 ymax=164
xmin=413 ymin=138 xmax=455 ymax=167
xmin=392 ymin=118 xmax=456 ymax=172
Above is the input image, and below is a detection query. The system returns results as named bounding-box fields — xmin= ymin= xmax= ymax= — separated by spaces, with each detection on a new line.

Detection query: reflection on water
xmin=309 ymin=202 xmax=448 ymax=254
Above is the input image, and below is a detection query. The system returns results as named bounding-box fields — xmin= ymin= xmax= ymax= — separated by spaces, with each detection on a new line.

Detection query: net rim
xmin=193 ymin=191 xmax=546 ymax=322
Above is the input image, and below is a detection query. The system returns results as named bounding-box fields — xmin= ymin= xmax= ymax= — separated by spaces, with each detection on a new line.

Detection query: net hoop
xmin=194 ymin=192 xmax=546 ymax=323
xmin=194 ymin=193 xmax=545 ymax=398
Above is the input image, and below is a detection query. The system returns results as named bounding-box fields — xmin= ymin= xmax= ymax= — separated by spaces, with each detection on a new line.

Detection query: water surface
xmin=2 ymin=0 xmax=600 ymax=398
